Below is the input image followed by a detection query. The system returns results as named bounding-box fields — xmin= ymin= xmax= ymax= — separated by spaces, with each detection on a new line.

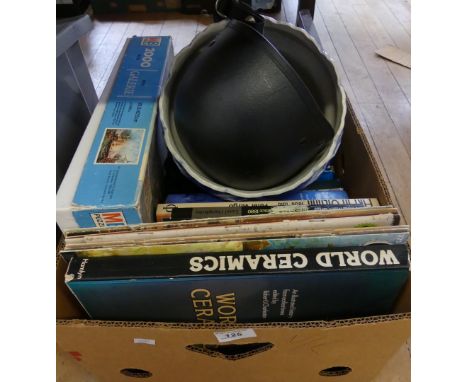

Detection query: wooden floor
xmin=62 ymin=2 xmax=411 ymax=379
xmin=79 ymin=0 xmax=411 ymax=225
xmin=314 ymin=0 xmax=411 ymax=225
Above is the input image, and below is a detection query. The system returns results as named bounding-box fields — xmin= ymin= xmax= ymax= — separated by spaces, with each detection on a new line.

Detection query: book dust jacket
xmin=65 ymin=244 xmax=409 ymax=323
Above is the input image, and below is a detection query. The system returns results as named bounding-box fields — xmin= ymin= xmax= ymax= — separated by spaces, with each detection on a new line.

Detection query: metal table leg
xmin=296 ymin=0 xmax=321 ymax=45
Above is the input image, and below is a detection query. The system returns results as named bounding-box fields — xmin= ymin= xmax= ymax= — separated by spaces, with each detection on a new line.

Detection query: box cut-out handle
xmin=120 ymin=368 xmax=153 ymax=378
xmin=186 ymin=342 xmax=273 ymax=360
xmin=319 ymin=366 xmax=352 ymax=377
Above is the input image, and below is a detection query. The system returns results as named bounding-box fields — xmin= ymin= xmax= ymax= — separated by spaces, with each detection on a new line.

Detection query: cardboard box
xmin=56 ymin=102 xmax=410 ymax=382
xmin=56 ymin=36 xmax=173 ymax=231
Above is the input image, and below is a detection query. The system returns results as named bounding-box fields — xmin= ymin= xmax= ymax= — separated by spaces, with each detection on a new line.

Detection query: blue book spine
xmin=166 ymin=189 xmax=349 ymax=203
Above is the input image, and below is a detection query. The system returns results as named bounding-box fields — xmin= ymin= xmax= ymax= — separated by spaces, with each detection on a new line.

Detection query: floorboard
xmin=352 ymin=4 xmax=411 ymax=101
xmin=282 ymin=0 xmax=298 ymax=24
xmin=79 ymin=20 xmax=112 ymax=67
xmin=96 ymin=21 xmax=148 ymax=95
xmin=314 ymin=7 xmax=404 ymax=219
xmin=317 ymin=0 xmax=410 ymax=223
xmin=364 ymin=0 xmax=410 ymax=52
xmin=382 ymin=0 xmax=411 ymax=35
xmin=86 ymin=21 xmax=130 ymax=90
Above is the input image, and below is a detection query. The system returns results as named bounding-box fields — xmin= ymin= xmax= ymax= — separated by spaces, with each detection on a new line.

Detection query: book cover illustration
xmin=65 ymin=244 xmax=410 ymax=322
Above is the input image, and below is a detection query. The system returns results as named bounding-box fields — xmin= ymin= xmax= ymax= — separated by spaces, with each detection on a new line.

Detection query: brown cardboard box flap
xmin=57 ymin=312 xmax=409 ymax=330
xmin=57 ymin=316 xmax=409 ymax=382
xmin=375 ymin=46 xmax=411 ymax=69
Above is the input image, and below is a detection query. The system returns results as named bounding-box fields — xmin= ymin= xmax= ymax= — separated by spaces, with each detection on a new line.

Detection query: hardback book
xmin=65 ymin=244 xmax=409 ymax=322
xmin=156 ymin=198 xmax=380 ymax=222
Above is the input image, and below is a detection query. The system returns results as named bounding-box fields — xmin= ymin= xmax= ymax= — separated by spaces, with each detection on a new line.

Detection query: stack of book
xmin=58 ymin=36 xmax=410 ymax=324
xmin=61 ymin=161 xmax=410 ymax=323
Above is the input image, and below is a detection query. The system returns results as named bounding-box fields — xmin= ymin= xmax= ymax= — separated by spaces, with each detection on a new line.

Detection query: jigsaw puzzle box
xmin=56 ymin=37 xmax=173 ymax=232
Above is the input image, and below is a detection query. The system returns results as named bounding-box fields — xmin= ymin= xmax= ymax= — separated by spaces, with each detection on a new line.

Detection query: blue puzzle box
xmin=56 ymin=36 xmax=173 ymax=230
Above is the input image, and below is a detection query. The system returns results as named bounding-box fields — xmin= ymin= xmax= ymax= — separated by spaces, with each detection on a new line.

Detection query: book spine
xmin=156 ymin=198 xmax=380 ymax=221
xmin=66 ymin=244 xmax=408 ymax=280
xmin=165 ymin=189 xmax=350 ymax=203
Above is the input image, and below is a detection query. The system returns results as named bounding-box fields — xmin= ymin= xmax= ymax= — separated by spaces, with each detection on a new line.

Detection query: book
xmin=165 ymin=188 xmax=349 ymax=203
xmin=56 ymin=36 xmax=173 ymax=230
xmin=65 ymin=244 xmax=410 ymax=322
xmin=66 ymin=206 xmax=399 ymax=236
xmin=156 ymin=198 xmax=380 ymax=222
xmin=62 ymin=225 xmax=409 ymax=251
xmin=62 ymin=229 xmax=410 ymax=259
xmin=315 ymin=165 xmax=336 ymax=181
xmin=63 ymin=207 xmax=400 ymax=249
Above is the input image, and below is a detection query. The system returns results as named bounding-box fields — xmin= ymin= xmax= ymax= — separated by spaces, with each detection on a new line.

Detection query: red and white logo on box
xmin=91 ymin=212 xmax=127 ymax=227
xmin=141 ymin=37 xmax=161 ymax=46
